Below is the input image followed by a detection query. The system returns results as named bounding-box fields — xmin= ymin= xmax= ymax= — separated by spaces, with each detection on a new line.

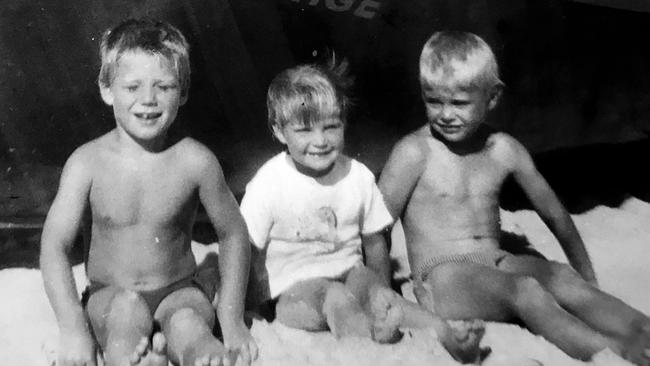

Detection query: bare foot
xmin=183 ymin=337 xmax=237 ymax=366
xmin=129 ymin=333 xmax=168 ymax=366
xmin=323 ymin=285 xmax=373 ymax=339
xmin=440 ymin=319 xmax=488 ymax=364
xmin=619 ymin=323 xmax=650 ymax=366
xmin=369 ymin=287 xmax=404 ymax=344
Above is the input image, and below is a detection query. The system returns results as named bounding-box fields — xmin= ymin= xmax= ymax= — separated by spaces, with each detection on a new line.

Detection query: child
xmin=240 ymin=60 xmax=486 ymax=363
xmin=40 ymin=19 xmax=257 ymax=366
xmin=378 ymin=30 xmax=650 ymax=365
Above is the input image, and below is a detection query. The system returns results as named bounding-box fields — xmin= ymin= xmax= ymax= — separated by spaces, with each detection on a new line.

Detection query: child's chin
xmin=301 ymin=160 xmax=337 ymax=176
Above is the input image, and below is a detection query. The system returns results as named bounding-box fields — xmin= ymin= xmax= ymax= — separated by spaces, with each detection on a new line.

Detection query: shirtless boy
xmin=40 ymin=19 xmax=256 ymax=366
xmin=378 ymin=31 xmax=650 ymax=365
xmin=241 ymin=60 xmax=485 ymax=363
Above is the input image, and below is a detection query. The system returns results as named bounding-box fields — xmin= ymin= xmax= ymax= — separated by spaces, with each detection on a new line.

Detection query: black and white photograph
xmin=1 ymin=1 xmax=649 ymax=365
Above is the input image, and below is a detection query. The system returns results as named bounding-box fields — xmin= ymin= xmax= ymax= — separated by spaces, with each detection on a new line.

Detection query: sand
xmin=1 ymin=197 xmax=648 ymax=366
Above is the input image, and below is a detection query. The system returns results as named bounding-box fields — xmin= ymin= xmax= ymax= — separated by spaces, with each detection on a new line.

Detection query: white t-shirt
xmin=240 ymin=152 xmax=393 ymax=298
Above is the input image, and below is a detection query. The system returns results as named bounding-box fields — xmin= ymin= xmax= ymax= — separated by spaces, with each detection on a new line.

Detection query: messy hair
xmin=419 ymin=31 xmax=503 ymax=91
xmin=97 ymin=18 xmax=191 ymax=97
xmin=266 ymin=57 xmax=353 ymax=130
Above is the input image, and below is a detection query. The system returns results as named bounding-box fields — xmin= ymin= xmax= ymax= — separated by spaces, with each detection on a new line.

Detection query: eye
xmin=324 ymin=122 xmax=343 ymax=130
xmin=425 ymin=98 xmax=442 ymax=106
xmin=158 ymin=84 xmax=177 ymax=92
xmin=452 ymin=99 xmax=470 ymax=106
xmin=125 ymin=85 xmax=138 ymax=92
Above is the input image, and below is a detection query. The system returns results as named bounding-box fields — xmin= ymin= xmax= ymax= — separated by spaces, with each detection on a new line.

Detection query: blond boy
xmin=40 ymin=19 xmax=256 ymax=366
xmin=378 ymin=30 xmax=650 ymax=365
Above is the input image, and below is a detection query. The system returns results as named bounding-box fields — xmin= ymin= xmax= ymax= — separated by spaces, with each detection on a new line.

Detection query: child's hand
xmin=57 ymin=328 xmax=97 ymax=366
xmin=224 ymin=322 xmax=258 ymax=366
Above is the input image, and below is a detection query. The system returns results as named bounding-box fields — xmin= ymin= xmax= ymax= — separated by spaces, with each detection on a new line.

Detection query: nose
xmin=140 ymin=85 xmax=157 ymax=105
xmin=312 ymin=129 xmax=327 ymax=146
xmin=439 ymin=105 xmax=454 ymax=124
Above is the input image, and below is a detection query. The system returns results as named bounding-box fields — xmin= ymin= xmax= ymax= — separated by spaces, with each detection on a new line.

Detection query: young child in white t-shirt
xmin=240 ymin=60 xmax=487 ymax=363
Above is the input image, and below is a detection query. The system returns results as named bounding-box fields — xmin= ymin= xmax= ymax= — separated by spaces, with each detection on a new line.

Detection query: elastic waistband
xmin=414 ymin=249 xmax=509 ymax=281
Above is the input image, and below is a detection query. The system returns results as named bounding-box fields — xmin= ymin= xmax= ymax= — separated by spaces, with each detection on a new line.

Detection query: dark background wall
xmin=1 ymin=0 xmax=649 ymax=266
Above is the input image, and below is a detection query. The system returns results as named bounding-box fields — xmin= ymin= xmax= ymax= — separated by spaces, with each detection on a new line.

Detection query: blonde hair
xmin=266 ymin=58 xmax=352 ymax=130
xmin=419 ymin=31 xmax=502 ymax=91
xmin=97 ymin=18 xmax=191 ymax=97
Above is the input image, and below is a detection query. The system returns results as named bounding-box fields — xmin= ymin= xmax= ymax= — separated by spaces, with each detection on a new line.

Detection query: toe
xmin=151 ymin=332 xmax=166 ymax=354
xmin=129 ymin=352 xmax=142 ymax=365
xmin=472 ymin=319 xmax=486 ymax=329
xmin=136 ymin=336 xmax=150 ymax=355
xmin=129 ymin=336 xmax=150 ymax=365
xmin=195 ymin=355 xmax=209 ymax=366
xmin=248 ymin=340 xmax=259 ymax=361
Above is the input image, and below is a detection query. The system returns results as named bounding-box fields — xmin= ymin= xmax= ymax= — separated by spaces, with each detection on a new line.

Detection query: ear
xmin=99 ymin=85 xmax=114 ymax=106
xmin=272 ymin=124 xmax=287 ymax=145
xmin=179 ymin=90 xmax=189 ymax=106
xmin=487 ymin=84 xmax=503 ymax=110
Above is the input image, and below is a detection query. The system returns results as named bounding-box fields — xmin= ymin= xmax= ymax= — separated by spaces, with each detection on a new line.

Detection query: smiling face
xmin=422 ymin=80 xmax=499 ymax=144
xmin=100 ymin=50 xmax=186 ymax=146
xmin=272 ymin=116 xmax=345 ymax=177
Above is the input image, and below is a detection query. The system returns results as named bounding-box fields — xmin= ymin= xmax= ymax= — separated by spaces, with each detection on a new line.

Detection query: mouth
xmin=134 ymin=112 xmax=163 ymax=121
xmin=306 ymin=150 xmax=333 ymax=158
xmin=435 ymin=123 xmax=463 ymax=133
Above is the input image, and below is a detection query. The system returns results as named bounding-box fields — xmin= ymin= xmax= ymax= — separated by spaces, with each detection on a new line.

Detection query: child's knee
xmin=276 ymin=296 xmax=327 ymax=331
xmin=512 ymin=276 xmax=553 ymax=308
xmin=163 ymin=306 xmax=217 ymax=339
xmin=322 ymin=282 xmax=362 ymax=317
xmin=323 ymin=282 xmax=356 ymax=307
xmin=549 ymin=262 xmax=583 ymax=285
xmin=105 ymin=290 xmax=153 ymax=332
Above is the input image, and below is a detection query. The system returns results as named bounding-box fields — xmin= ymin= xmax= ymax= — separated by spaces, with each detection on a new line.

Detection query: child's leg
xmin=423 ymin=262 xmax=620 ymax=361
xmin=501 ymin=255 xmax=650 ymax=335
xmin=276 ymin=278 xmax=373 ymax=338
xmin=86 ymin=287 xmax=166 ymax=366
xmin=343 ymin=266 xmax=403 ymax=343
xmin=154 ymin=287 xmax=230 ymax=366
xmin=344 ymin=266 xmax=486 ymax=363
xmin=275 ymin=278 xmax=331 ymax=331
xmin=500 ymin=255 xmax=650 ymax=364
xmin=321 ymin=281 xmax=373 ymax=339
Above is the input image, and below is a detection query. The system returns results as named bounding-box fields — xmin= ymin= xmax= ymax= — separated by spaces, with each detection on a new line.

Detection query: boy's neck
xmin=113 ymin=128 xmax=170 ymax=154
xmin=429 ymin=124 xmax=490 ymax=155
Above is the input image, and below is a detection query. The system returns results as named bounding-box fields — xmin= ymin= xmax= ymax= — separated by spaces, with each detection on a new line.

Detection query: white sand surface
xmin=1 ymin=197 xmax=648 ymax=366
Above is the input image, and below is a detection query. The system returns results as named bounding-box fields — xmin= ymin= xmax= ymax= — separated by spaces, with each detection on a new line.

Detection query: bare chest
xmin=89 ymin=161 xmax=198 ymax=227
xmin=417 ymin=152 xmax=507 ymax=203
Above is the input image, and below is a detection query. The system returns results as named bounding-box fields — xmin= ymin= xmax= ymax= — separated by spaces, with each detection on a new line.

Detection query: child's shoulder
xmin=486 ymin=131 xmax=529 ymax=156
xmin=251 ymin=151 xmax=289 ymax=178
xmin=245 ymin=152 xmax=290 ymax=190
xmin=485 ymin=131 xmax=534 ymax=170
xmin=347 ymin=156 xmax=377 ymax=182
xmin=66 ymin=133 xmax=112 ymax=165
xmin=170 ymin=137 xmax=220 ymax=166
xmin=389 ymin=125 xmax=434 ymax=162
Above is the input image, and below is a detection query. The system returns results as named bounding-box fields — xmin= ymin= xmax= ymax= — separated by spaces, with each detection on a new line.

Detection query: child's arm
xmin=508 ymin=139 xmax=597 ymax=284
xmin=240 ymin=183 xmax=273 ymax=310
xmin=196 ymin=150 xmax=257 ymax=361
xmin=377 ymin=135 xmax=427 ymax=220
xmin=362 ymin=231 xmax=391 ymax=287
xmin=39 ymin=150 xmax=97 ymax=365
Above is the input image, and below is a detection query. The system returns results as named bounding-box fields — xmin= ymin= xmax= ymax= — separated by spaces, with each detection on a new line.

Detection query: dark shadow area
xmin=501 ymin=137 xmax=650 ymax=213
